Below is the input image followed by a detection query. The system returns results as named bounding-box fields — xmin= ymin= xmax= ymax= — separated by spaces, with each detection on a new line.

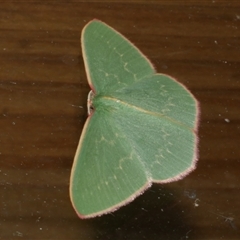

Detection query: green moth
xmin=70 ymin=20 xmax=199 ymax=219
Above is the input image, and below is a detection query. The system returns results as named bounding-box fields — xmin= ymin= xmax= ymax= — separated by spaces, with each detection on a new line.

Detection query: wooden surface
xmin=1 ymin=1 xmax=240 ymax=239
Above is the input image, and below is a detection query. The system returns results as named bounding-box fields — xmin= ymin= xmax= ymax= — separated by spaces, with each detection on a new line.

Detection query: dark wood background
xmin=0 ymin=1 xmax=239 ymax=239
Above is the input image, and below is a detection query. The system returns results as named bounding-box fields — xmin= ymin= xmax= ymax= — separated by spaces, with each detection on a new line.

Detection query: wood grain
xmin=0 ymin=1 xmax=240 ymax=239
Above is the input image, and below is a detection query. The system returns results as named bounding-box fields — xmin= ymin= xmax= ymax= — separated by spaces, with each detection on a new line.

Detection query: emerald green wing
xmin=93 ymin=74 xmax=198 ymax=182
xmin=70 ymin=111 xmax=149 ymax=218
xmin=81 ymin=20 xmax=155 ymax=94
